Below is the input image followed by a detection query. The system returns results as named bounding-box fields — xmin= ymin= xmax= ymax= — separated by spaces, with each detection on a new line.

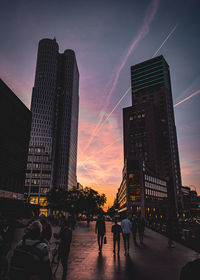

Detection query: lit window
xmin=129 ymin=173 xmax=134 ymax=179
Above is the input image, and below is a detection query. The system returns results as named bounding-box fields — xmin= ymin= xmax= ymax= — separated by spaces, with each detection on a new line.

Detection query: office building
xmin=25 ymin=38 xmax=79 ymax=213
xmin=120 ymin=55 xmax=183 ymax=217
xmin=117 ymin=159 xmax=168 ymax=219
xmin=0 ymin=79 xmax=31 ymax=215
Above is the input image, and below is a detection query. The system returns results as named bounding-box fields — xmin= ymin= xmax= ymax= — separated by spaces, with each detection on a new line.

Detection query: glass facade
xmin=118 ymin=55 xmax=183 ymax=217
xmin=25 ymin=39 xmax=79 ymax=206
xmin=130 ymin=56 xmax=183 ymax=210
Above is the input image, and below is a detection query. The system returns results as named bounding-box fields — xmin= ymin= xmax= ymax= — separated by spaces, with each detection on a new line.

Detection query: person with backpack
xmin=10 ymin=220 xmax=53 ymax=280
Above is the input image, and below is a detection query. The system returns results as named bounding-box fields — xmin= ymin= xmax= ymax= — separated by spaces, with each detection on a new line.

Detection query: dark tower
xmin=25 ymin=39 xmax=79 ymax=212
xmin=53 ymin=49 xmax=79 ymax=189
xmin=123 ymin=55 xmax=183 ymax=211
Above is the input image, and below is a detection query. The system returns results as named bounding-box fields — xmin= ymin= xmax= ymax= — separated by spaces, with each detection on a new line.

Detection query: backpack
xmin=10 ymin=240 xmax=43 ymax=280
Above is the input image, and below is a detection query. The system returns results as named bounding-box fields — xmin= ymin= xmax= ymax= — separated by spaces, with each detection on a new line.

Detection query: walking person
xmin=95 ymin=215 xmax=106 ymax=253
xmin=111 ymin=219 xmax=122 ymax=256
xmin=131 ymin=215 xmax=138 ymax=244
xmin=56 ymin=218 xmax=72 ymax=280
xmin=0 ymin=218 xmax=14 ymax=279
xmin=10 ymin=220 xmax=53 ymax=280
xmin=121 ymin=215 xmax=132 ymax=256
xmin=39 ymin=215 xmax=52 ymax=244
xmin=166 ymin=216 xmax=175 ymax=248
xmin=137 ymin=213 xmax=145 ymax=244
xmin=179 ymin=258 xmax=200 ymax=280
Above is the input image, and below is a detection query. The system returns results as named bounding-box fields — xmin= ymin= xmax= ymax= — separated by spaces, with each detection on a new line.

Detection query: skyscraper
xmin=120 ymin=55 xmax=183 ymax=216
xmin=25 ymin=39 xmax=79 ymax=212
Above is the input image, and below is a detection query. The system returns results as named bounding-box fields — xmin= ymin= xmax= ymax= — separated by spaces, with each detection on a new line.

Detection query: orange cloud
xmin=77 ymin=113 xmax=123 ymax=208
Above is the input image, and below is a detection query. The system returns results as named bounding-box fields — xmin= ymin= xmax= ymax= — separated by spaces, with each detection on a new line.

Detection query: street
xmin=51 ymin=222 xmax=199 ymax=280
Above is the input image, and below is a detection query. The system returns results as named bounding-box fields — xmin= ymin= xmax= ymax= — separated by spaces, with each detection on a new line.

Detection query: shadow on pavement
xmin=95 ymin=254 xmax=106 ymax=279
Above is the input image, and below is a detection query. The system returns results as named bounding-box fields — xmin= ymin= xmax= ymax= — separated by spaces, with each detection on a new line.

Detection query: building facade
xmin=25 ymin=39 xmax=79 ymax=211
xmin=0 ymin=79 xmax=31 ymax=200
xmin=119 ymin=55 xmax=183 ymax=217
xmin=117 ymin=158 xmax=168 ymax=219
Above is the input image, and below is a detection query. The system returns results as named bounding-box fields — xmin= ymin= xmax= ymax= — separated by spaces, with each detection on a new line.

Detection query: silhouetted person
xmin=179 ymin=258 xmax=200 ymax=280
xmin=111 ymin=219 xmax=122 ymax=255
xmin=131 ymin=216 xmax=138 ymax=244
xmin=121 ymin=215 xmax=132 ymax=256
xmin=95 ymin=215 xmax=106 ymax=253
xmin=87 ymin=216 xmax=90 ymax=227
xmin=10 ymin=220 xmax=53 ymax=280
xmin=57 ymin=219 xmax=72 ymax=280
xmin=0 ymin=218 xmax=14 ymax=279
xmin=39 ymin=215 xmax=52 ymax=244
xmin=71 ymin=215 xmax=76 ymax=230
xmin=166 ymin=216 xmax=174 ymax=248
xmin=137 ymin=214 xmax=145 ymax=244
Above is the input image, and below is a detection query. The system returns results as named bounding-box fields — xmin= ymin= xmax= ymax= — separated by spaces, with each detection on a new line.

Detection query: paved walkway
xmin=52 ymin=222 xmax=200 ymax=280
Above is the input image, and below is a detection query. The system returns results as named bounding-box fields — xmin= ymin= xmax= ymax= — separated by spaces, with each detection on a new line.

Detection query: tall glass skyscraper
xmin=121 ymin=56 xmax=183 ymax=215
xmin=25 ymin=39 xmax=79 ymax=212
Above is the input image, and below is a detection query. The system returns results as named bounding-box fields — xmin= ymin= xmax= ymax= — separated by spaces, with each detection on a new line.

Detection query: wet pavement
xmin=52 ymin=222 xmax=200 ymax=280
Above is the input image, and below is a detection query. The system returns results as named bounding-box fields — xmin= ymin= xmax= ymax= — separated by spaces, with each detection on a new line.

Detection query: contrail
xmin=152 ymin=24 xmax=178 ymax=57
xmin=79 ymin=90 xmax=200 ymax=186
xmin=174 ymin=76 xmax=200 ymax=102
xmin=105 ymin=0 xmax=159 ymax=105
xmin=96 ymin=24 xmax=179 ymax=132
xmin=174 ymin=90 xmax=200 ymax=108
xmin=98 ymin=87 xmax=131 ymax=131
xmin=78 ymin=161 xmax=99 ymax=186
xmin=84 ymin=87 xmax=130 ymax=152
xmin=80 ymin=138 xmax=121 ymax=165
xmin=83 ymin=0 xmax=159 ymax=153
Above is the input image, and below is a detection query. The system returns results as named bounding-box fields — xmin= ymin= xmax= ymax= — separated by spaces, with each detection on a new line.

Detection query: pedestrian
xmin=87 ymin=215 xmax=90 ymax=227
xmin=111 ymin=218 xmax=122 ymax=256
xmin=121 ymin=215 xmax=132 ymax=256
xmin=137 ymin=213 xmax=145 ymax=244
xmin=166 ymin=216 xmax=175 ymax=248
xmin=95 ymin=214 xmax=106 ymax=253
xmin=0 ymin=218 xmax=14 ymax=279
xmin=179 ymin=258 xmax=200 ymax=280
xmin=131 ymin=215 xmax=138 ymax=244
xmin=10 ymin=220 xmax=53 ymax=280
xmin=57 ymin=218 xmax=72 ymax=280
xmin=39 ymin=215 xmax=52 ymax=244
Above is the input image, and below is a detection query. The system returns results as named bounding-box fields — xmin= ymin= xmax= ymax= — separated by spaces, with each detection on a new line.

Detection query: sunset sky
xmin=0 ymin=0 xmax=199 ymax=208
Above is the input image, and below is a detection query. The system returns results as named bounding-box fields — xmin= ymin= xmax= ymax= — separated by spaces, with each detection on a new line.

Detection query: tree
xmin=81 ymin=187 xmax=106 ymax=217
xmin=65 ymin=186 xmax=84 ymax=215
xmin=46 ymin=187 xmax=69 ymax=212
xmin=46 ymin=186 xmax=107 ymax=217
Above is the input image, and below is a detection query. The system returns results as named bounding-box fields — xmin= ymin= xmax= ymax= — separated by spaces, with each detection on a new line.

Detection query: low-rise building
xmin=117 ymin=158 xmax=168 ymax=221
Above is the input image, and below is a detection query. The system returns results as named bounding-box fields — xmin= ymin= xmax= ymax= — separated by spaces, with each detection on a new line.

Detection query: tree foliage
xmin=46 ymin=186 xmax=107 ymax=215
xmin=46 ymin=187 xmax=69 ymax=211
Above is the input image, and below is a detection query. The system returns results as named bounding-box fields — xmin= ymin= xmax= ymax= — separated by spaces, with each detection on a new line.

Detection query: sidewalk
xmin=53 ymin=222 xmax=200 ymax=280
